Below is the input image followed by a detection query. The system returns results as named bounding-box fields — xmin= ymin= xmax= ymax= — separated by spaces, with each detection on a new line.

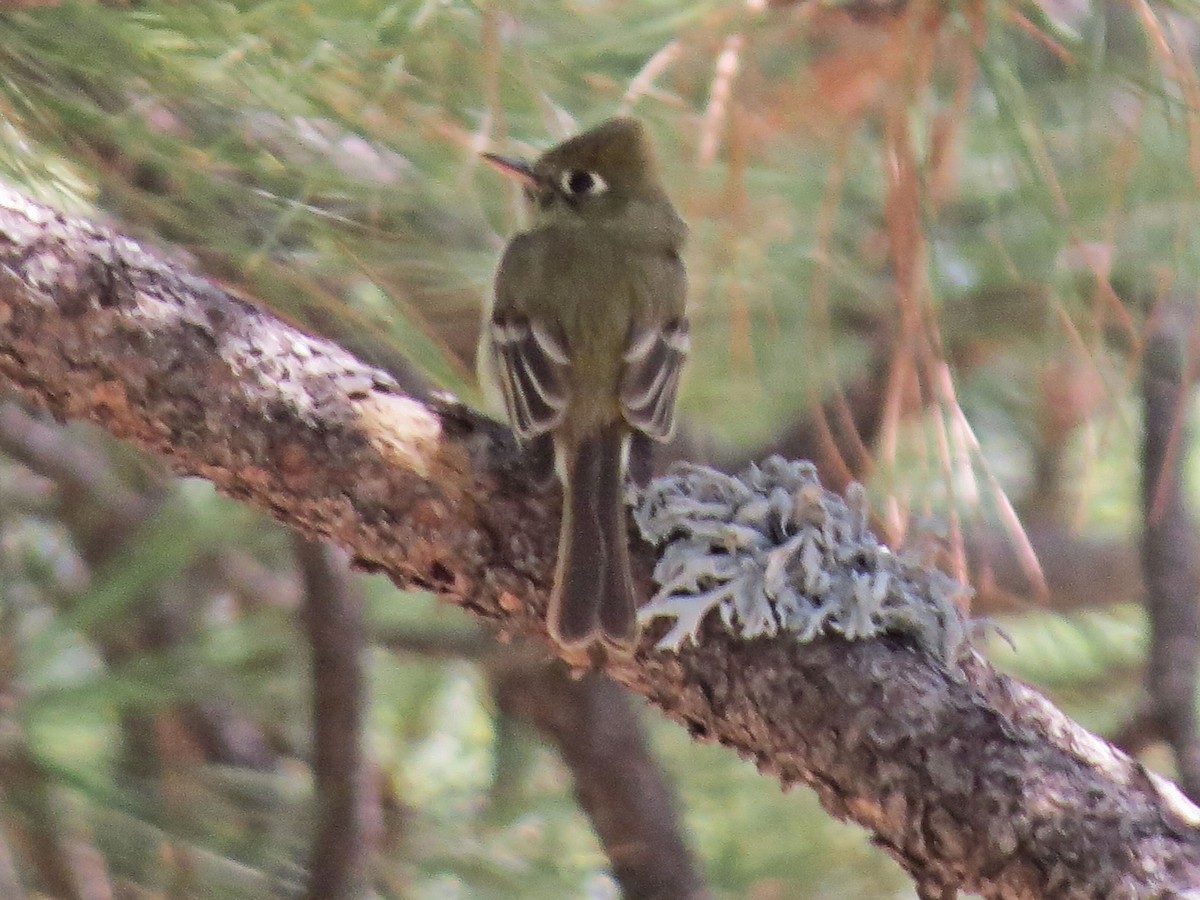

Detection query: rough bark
xmin=3 ymin=183 xmax=1200 ymax=897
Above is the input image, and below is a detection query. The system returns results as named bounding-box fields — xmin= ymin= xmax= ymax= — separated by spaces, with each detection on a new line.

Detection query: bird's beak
xmin=482 ymin=152 xmax=542 ymax=190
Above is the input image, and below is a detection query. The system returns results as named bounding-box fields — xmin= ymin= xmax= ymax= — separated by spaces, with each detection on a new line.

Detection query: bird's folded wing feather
xmin=620 ymin=318 xmax=689 ymax=441
xmin=488 ymin=315 xmax=570 ymax=440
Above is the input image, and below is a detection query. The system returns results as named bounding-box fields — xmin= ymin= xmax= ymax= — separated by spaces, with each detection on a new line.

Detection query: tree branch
xmin=3 ymin=182 xmax=1200 ymax=897
xmin=0 ymin=398 xmax=279 ymax=772
xmin=297 ymin=538 xmax=370 ymax=900
xmin=492 ymin=662 xmax=710 ymax=900
xmin=1114 ymin=301 xmax=1200 ymax=798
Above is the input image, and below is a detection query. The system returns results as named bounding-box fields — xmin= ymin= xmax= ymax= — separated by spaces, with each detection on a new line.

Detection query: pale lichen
xmin=634 ymin=457 xmax=971 ymax=664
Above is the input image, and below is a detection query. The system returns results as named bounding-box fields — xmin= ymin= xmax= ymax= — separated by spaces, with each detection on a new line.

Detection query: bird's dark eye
xmin=561 ymin=169 xmax=607 ymax=196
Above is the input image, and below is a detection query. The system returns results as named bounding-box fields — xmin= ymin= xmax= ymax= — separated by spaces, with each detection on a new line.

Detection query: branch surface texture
xmin=2 ymin=183 xmax=1199 ymax=898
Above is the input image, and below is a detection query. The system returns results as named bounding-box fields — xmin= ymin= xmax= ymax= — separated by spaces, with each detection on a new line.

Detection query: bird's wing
xmin=487 ymin=230 xmax=574 ymax=442
xmin=487 ymin=313 xmax=571 ymax=441
xmin=619 ymin=248 xmax=689 ymax=442
xmin=620 ymin=317 xmax=689 ymax=441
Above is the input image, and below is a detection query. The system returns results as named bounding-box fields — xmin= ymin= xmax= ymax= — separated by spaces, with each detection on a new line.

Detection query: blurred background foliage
xmin=0 ymin=0 xmax=1196 ymax=896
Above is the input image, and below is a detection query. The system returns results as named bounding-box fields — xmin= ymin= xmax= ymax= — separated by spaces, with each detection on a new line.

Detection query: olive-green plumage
xmin=480 ymin=117 xmax=689 ymax=648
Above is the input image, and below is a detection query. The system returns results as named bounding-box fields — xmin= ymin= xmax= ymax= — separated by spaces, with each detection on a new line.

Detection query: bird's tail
xmin=548 ymin=425 xmax=636 ymax=648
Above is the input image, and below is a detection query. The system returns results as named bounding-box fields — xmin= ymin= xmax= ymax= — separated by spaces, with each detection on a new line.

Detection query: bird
xmin=479 ymin=117 xmax=689 ymax=648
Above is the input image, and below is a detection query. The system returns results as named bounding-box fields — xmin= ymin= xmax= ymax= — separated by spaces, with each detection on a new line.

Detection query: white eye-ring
xmin=560 ymin=169 xmax=607 ymax=196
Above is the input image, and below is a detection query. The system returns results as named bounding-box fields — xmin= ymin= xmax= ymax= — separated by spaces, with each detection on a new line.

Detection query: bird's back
xmin=496 ymin=222 xmax=673 ymax=441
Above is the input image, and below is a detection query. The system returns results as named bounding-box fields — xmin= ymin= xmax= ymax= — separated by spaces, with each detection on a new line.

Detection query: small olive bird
xmin=479 ymin=117 xmax=689 ymax=648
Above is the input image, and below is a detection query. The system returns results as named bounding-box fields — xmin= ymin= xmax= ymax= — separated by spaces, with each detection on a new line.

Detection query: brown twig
xmin=0 ymin=739 xmax=111 ymax=900
xmin=297 ymin=538 xmax=369 ymax=900
xmin=0 ymin=398 xmax=279 ymax=771
xmin=493 ymin=662 xmax=710 ymax=900
xmin=0 ymin=400 xmax=154 ymax=555
xmin=3 ymin=183 xmax=1200 ymax=897
xmin=0 ymin=821 xmax=25 ymax=900
xmin=1112 ymin=301 xmax=1200 ymax=799
xmin=374 ymin=625 xmax=493 ymax=659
